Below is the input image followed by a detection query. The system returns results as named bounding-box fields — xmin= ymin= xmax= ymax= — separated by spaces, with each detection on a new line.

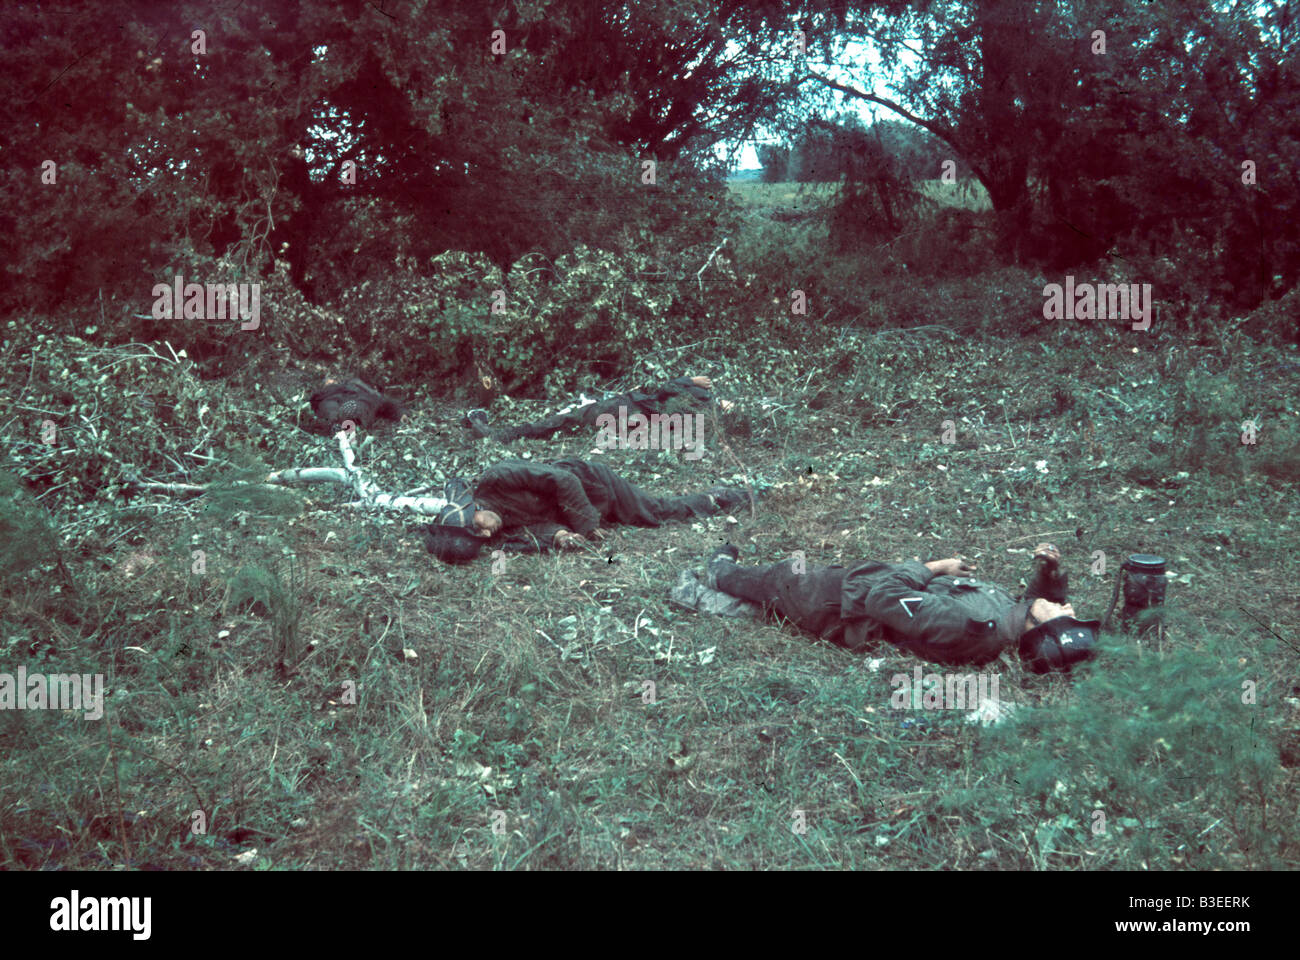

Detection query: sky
xmin=717 ymin=29 xmax=900 ymax=171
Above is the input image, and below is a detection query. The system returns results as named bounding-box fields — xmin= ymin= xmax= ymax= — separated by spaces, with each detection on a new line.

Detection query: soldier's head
xmin=1025 ymin=598 xmax=1075 ymax=631
xmin=309 ymin=377 xmax=405 ymax=430
xmin=471 ymin=510 xmax=502 ymax=536
xmin=421 ymin=485 xmax=497 ymax=562
xmin=1019 ymin=599 xmax=1100 ymax=673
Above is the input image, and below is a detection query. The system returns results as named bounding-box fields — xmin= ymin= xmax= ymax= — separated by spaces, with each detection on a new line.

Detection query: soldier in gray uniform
xmin=418 ymin=459 xmax=750 ymax=562
xmin=700 ymin=542 xmax=1098 ymax=671
xmin=308 ymin=378 xmax=406 ymax=431
xmin=463 ymin=375 xmax=730 ymax=442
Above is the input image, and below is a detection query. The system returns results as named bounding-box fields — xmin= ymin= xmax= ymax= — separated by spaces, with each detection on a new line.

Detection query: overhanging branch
xmin=804 ymin=71 xmax=960 ymax=155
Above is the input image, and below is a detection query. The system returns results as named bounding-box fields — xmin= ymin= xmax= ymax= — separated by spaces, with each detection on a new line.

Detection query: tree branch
xmin=804 ymin=71 xmax=960 ymax=154
xmin=132 ymin=431 xmax=452 ymax=518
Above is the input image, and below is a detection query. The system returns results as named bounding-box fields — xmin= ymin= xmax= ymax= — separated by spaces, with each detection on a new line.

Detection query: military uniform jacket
xmin=626 ymin=377 xmax=712 ymax=413
xmin=473 ymin=460 xmax=602 ymax=540
xmin=840 ymin=561 xmax=1030 ymax=665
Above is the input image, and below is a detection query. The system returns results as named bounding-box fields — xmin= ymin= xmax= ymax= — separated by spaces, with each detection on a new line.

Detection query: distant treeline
xmin=757 ymin=117 xmax=970 ymax=184
xmin=3 ymin=0 xmax=1294 ymax=368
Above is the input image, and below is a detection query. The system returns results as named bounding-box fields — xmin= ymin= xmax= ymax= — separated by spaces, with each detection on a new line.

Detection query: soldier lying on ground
xmin=308 ymin=378 xmax=407 ymax=431
xmin=417 ymin=458 xmax=750 ymax=563
xmin=463 ymin=375 xmax=733 ymax=442
xmin=684 ymin=542 xmax=1097 ymax=671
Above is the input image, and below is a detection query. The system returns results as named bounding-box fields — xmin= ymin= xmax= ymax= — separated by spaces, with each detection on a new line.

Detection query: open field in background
xmin=728 ymin=179 xmax=841 ymax=210
xmin=729 ymin=179 xmax=994 ymax=212
xmin=3 ymin=308 xmax=1297 ymax=869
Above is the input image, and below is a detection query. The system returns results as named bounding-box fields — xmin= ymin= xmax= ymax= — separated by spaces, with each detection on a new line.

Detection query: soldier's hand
xmin=926 ymin=557 xmax=975 ymax=576
xmin=554 ymin=530 xmax=588 ymax=551
xmin=690 ymin=376 xmax=712 ymax=390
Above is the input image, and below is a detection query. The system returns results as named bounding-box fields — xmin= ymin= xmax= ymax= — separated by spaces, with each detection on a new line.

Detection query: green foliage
xmin=806 ymin=0 xmax=1298 ymax=305
xmin=0 ymin=469 xmax=62 ymax=583
xmin=774 ymin=116 xmax=952 ymax=186
xmin=758 ymin=143 xmax=791 ymax=183
xmin=201 ymin=475 xmax=305 ymax=520
xmin=227 ymin=554 xmax=306 ymax=671
xmin=1241 ymin=286 xmax=1300 ymax=347
xmin=980 ymin=635 xmax=1282 ymax=868
xmin=362 ymin=239 xmax=754 ymax=396
xmin=0 ymin=334 xmax=232 ymax=514
xmin=2 ymin=0 xmax=791 ymax=336
xmin=1138 ymin=366 xmax=1300 ymax=485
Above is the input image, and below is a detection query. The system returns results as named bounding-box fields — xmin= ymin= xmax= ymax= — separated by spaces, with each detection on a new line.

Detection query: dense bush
xmin=978 ymin=632 xmax=1285 ymax=868
xmin=345 ymin=236 xmax=781 ymax=397
xmin=0 ymin=331 xmax=265 ymax=515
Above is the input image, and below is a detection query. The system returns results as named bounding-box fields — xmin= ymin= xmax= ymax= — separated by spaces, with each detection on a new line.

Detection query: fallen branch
xmin=131 ymin=429 xmax=451 ymax=518
xmin=696 ymin=237 xmax=729 ymax=292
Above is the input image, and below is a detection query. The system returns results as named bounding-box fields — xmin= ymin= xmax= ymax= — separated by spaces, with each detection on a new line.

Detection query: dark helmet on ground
xmin=418 ymin=524 xmax=485 ymax=564
xmin=417 ymin=477 xmax=486 ymax=564
xmin=1018 ymin=616 xmax=1102 ymax=673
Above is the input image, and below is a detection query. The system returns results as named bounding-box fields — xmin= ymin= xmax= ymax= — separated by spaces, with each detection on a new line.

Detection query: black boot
xmin=463 ymin=408 xmax=492 ymax=437
xmin=707 ymin=485 xmax=752 ymax=513
xmin=1025 ymin=550 xmax=1070 ymax=604
xmin=704 ymin=543 xmax=740 ymax=589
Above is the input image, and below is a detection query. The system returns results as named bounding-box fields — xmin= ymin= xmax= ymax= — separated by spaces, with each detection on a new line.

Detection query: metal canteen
xmin=1121 ymin=554 xmax=1167 ymax=633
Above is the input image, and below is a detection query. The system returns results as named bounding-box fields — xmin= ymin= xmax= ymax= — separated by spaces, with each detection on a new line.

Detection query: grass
xmin=3 ymin=175 xmax=1296 ymax=870
xmin=728 ymin=178 xmax=992 ymax=212
xmin=2 ymin=303 xmax=1297 ymax=869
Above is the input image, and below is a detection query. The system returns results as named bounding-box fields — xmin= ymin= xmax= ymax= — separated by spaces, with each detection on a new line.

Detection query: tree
xmin=795 ymin=0 xmax=1298 ymax=304
xmin=0 ymin=0 xmax=799 ymax=321
xmin=758 ymin=142 xmax=792 ymax=182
